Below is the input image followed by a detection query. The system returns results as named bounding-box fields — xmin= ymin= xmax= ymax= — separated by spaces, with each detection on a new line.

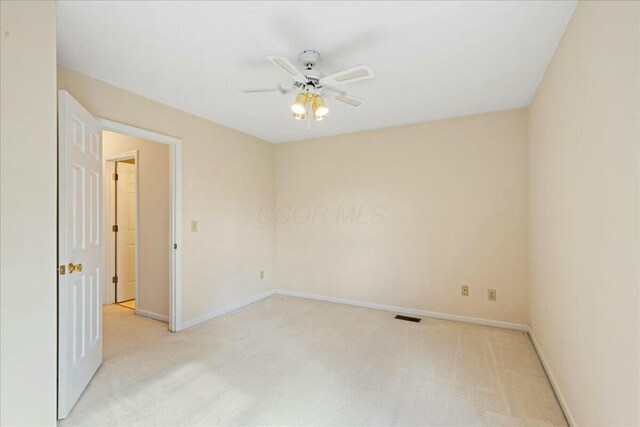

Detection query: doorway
xmin=99 ymin=120 xmax=182 ymax=332
xmin=102 ymin=130 xmax=175 ymax=324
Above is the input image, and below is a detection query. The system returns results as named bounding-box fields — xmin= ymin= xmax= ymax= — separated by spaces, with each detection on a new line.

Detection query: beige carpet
xmin=117 ymin=299 xmax=136 ymax=310
xmin=60 ymin=295 xmax=566 ymax=426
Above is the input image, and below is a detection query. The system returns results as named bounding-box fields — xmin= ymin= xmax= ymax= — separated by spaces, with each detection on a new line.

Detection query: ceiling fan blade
xmin=241 ymin=88 xmax=280 ymax=93
xmin=334 ymin=94 xmax=364 ymax=107
xmin=277 ymin=84 xmax=294 ymax=94
xmin=241 ymin=84 xmax=293 ymax=94
xmin=322 ymin=85 xmax=346 ymax=96
xmin=320 ymin=64 xmax=374 ymax=87
xmin=267 ymin=56 xmax=307 ymax=83
xmin=323 ymin=88 xmax=364 ymax=107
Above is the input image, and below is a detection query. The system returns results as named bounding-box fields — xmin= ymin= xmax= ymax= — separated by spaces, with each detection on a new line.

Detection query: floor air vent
xmin=395 ymin=314 xmax=421 ymax=323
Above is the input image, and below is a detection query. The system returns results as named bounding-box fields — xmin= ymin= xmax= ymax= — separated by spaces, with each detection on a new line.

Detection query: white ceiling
xmin=57 ymin=1 xmax=576 ymax=143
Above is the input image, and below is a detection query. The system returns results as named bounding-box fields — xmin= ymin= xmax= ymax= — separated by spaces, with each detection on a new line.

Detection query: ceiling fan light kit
xmin=242 ymin=50 xmax=374 ymax=124
xmin=291 ymin=92 xmax=328 ymax=121
xmin=312 ymin=95 xmax=328 ymax=117
xmin=291 ymin=93 xmax=308 ymax=115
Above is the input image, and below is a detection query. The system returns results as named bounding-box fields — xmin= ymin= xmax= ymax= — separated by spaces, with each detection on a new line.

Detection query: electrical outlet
xmin=461 ymin=285 xmax=469 ymax=296
xmin=488 ymin=289 xmax=497 ymax=301
xmin=260 ymin=271 xmax=264 ymax=280
xmin=191 ymin=220 xmax=198 ymax=232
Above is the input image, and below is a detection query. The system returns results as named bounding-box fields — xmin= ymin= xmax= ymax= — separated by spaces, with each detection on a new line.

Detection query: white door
xmin=116 ymin=161 xmax=136 ymax=302
xmin=58 ymin=90 xmax=103 ymax=419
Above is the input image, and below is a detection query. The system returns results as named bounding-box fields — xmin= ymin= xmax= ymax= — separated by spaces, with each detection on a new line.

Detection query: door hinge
xmin=173 ymin=243 xmax=177 ymax=250
xmin=57 ymin=265 xmax=66 ymax=275
xmin=112 ymin=173 xmax=119 ymax=181
xmin=112 ymin=275 xmax=118 ymax=284
xmin=112 ymin=224 xmax=119 ymax=232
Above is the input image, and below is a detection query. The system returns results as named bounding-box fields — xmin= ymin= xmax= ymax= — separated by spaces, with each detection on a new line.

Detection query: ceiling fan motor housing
xmin=299 ymin=50 xmax=320 ymax=70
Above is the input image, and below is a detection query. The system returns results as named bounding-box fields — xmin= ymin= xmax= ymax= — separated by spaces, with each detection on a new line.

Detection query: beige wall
xmin=528 ymin=1 xmax=639 ymax=425
xmin=103 ymin=131 xmax=171 ymax=317
xmin=0 ymin=1 xmax=58 ymax=425
xmin=58 ymin=68 xmax=275 ymax=325
xmin=275 ymin=109 xmax=530 ymax=325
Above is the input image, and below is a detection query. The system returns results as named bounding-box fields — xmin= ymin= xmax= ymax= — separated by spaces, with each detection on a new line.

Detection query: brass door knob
xmin=67 ymin=263 xmax=83 ymax=273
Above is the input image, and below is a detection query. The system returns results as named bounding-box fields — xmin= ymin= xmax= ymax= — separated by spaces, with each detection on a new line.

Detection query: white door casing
xmin=116 ymin=161 xmax=136 ymax=302
xmin=99 ymin=120 xmax=182 ymax=331
xmin=58 ymin=90 xmax=103 ymax=419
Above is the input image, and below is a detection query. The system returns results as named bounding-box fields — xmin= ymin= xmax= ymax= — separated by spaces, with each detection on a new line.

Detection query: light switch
xmin=191 ymin=220 xmax=198 ymax=232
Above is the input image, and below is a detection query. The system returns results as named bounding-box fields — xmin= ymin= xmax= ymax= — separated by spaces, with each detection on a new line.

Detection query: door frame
xmin=100 ymin=119 xmax=182 ymax=332
xmin=103 ymin=150 xmax=139 ymax=309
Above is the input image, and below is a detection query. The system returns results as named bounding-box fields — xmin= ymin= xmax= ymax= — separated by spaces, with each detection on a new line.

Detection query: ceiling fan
xmin=242 ymin=50 xmax=374 ymax=121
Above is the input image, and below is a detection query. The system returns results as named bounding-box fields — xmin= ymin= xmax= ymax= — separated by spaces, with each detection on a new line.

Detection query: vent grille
xmin=395 ymin=315 xmax=421 ymax=323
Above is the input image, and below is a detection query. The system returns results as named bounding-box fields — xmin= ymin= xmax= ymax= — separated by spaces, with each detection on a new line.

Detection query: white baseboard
xmin=179 ymin=290 xmax=276 ymax=330
xmin=135 ymin=309 xmax=169 ymax=323
xmin=274 ymin=289 xmax=529 ymax=332
xmin=528 ymin=326 xmax=575 ymax=427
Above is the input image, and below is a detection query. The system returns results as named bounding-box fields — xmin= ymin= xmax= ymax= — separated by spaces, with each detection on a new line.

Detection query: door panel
xmin=58 ymin=90 xmax=103 ymax=419
xmin=89 ymin=171 xmax=100 ymax=245
xmin=71 ymin=164 xmax=85 ymax=250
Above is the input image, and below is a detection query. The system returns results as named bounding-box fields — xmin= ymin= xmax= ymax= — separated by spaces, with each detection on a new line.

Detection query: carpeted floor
xmin=117 ymin=299 xmax=136 ymax=310
xmin=59 ymin=295 xmax=567 ymax=426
